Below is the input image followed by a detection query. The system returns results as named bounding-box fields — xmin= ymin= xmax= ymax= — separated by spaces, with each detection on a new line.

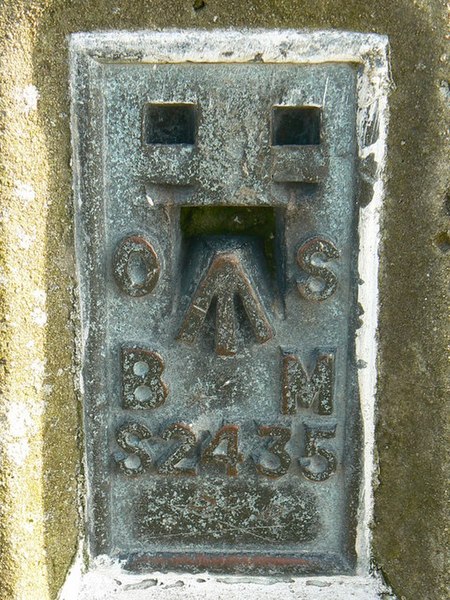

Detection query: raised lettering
xmin=296 ymin=236 xmax=339 ymax=301
xmin=113 ymin=235 xmax=160 ymax=296
xmin=157 ymin=423 xmax=197 ymax=476
xmin=281 ymin=349 xmax=335 ymax=415
xmin=122 ymin=347 xmax=168 ymax=409
xmin=202 ymin=425 xmax=243 ymax=477
xmin=300 ymin=423 xmax=337 ymax=482
xmin=256 ymin=425 xmax=291 ymax=478
xmin=177 ymin=251 xmax=273 ymax=356
xmin=116 ymin=422 xmax=152 ymax=476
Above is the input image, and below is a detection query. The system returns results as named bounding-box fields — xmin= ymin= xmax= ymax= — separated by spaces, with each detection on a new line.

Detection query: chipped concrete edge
xmin=61 ymin=556 xmax=396 ymax=600
xmin=62 ymin=29 xmax=393 ymax=599
xmin=354 ymin=35 xmax=391 ymax=576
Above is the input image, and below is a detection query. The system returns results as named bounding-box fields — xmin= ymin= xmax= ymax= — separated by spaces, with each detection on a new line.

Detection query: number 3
xmin=256 ymin=425 xmax=291 ymax=478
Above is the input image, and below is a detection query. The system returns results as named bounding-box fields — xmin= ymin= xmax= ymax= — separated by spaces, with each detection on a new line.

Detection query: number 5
xmin=300 ymin=423 xmax=337 ymax=482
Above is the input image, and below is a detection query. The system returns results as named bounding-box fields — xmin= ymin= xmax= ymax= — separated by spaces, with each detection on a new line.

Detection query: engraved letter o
xmin=113 ymin=235 xmax=160 ymax=297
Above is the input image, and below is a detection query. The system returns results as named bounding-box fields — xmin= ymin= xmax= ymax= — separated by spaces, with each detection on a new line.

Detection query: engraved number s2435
xmin=115 ymin=421 xmax=336 ymax=481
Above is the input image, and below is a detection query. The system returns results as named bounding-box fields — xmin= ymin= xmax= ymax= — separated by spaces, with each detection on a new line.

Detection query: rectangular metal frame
xmin=70 ymin=29 xmax=390 ymax=575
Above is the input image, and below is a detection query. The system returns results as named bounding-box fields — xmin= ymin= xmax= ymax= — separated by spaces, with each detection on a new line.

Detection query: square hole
xmin=180 ymin=206 xmax=277 ymax=275
xmin=144 ymin=103 xmax=197 ymax=145
xmin=272 ymin=106 xmax=321 ymax=146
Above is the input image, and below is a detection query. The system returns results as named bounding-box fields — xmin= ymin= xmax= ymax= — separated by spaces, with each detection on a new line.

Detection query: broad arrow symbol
xmin=177 ymin=251 xmax=273 ymax=356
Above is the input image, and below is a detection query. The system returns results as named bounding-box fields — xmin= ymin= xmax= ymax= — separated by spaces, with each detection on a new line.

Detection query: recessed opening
xmin=180 ymin=206 xmax=277 ymax=274
xmin=272 ymin=106 xmax=321 ymax=146
xmin=144 ymin=103 xmax=197 ymax=145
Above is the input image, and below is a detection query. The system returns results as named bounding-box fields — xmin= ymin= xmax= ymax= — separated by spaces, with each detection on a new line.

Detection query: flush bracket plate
xmin=70 ymin=29 xmax=389 ymax=575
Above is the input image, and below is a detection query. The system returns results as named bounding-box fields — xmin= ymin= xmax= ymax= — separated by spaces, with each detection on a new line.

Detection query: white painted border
xmin=63 ymin=559 xmax=393 ymax=600
xmin=65 ymin=29 xmax=392 ymax=599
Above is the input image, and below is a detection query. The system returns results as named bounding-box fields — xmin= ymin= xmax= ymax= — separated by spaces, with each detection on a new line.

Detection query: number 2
xmin=157 ymin=423 xmax=197 ymax=476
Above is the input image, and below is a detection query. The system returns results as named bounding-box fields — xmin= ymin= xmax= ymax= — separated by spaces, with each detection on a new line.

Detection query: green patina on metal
xmin=181 ymin=206 xmax=277 ymax=272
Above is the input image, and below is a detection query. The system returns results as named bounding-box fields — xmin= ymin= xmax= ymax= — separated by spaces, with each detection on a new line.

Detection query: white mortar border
xmin=65 ymin=29 xmax=392 ymax=600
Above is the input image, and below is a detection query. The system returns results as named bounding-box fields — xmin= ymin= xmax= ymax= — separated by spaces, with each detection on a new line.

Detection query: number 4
xmin=201 ymin=425 xmax=243 ymax=477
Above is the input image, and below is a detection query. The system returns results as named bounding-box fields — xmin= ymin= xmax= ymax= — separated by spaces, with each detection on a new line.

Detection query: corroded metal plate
xmin=70 ymin=30 xmax=384 ymax=575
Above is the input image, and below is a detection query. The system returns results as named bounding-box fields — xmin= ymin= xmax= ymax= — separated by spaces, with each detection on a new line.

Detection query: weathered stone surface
xmin=0 ymin=1 xmax=447 ymax=599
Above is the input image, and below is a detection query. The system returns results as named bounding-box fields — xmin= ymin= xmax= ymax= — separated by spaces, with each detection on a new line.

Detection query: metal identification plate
xmin=71 ymin=30 xmax=389 ymax=575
